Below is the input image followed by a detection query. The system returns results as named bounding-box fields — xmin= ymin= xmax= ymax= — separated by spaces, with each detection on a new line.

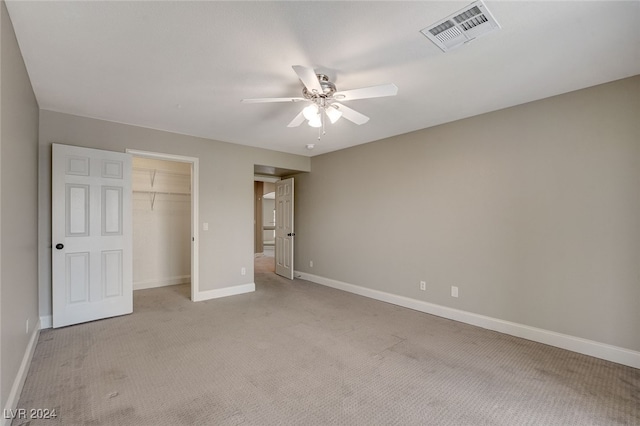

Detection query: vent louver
xmin=421 ymin=1 xmax=500 ymax=52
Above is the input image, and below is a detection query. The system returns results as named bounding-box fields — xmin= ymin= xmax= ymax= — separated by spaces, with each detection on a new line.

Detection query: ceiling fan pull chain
xmin=321 ymin=106 xmax=327 ymax=139
xmin=317 ymin=103 xmax=322 ymax=140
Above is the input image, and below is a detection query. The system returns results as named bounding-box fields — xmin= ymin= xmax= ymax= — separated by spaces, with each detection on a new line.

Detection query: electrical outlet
xmin=309 ymin=260 xmax=313 ymax=268
xmin=451 ymin=286 xmax=459 ymax=298
xmin=203 ymin=222 xmax=209 ymax=231
xmin=241 ymin=267 xmax=246 ymax=276
xmin=420 ymin=281 xmax=426 ymax=291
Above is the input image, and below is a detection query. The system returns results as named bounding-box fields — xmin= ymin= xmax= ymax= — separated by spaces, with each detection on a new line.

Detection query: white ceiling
xmin=6 ymin=1 xmax=640 ymax=157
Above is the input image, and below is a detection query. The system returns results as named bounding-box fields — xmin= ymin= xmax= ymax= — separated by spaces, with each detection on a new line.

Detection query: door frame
xmin=126 ymin=149 xmax=199 ymax=301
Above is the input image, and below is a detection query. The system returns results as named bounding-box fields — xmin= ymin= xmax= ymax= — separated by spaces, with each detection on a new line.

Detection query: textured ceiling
xmin=6 ymin=1 xmax=640 ymax=157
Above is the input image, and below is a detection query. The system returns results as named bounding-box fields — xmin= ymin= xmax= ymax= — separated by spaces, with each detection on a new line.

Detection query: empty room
xmin=1 ymin=1 xmax=638 ymax=425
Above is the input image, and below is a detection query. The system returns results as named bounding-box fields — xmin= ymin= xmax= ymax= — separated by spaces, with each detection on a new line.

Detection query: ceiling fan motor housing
xmin=302 ymin=74 xmax=336 ymax=99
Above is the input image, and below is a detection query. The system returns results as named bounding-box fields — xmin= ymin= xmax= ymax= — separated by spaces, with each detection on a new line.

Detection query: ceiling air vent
xmin=420 ymin=1 xmax=500 ymax=52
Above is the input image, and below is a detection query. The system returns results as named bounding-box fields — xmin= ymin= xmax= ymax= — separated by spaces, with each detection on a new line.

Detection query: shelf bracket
xmin=149 ymin=192 xmax=157 ymax=211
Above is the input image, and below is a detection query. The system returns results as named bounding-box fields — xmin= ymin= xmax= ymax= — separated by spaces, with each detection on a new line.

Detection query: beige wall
xmin=1 ymin=0 xmax=40 ymax=410
xmin=294 ymin=75 xmax=640 ymax=352
xmin=38 ymin=110 xmax=310 ymax=318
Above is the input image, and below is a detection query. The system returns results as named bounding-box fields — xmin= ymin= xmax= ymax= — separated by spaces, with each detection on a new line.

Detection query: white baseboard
xmin=40 ymin=315 xmax=52 ymax=329
xmin=296 ymin=271 xmax=640 ymax=370
xmin=134 ymin=275 xmax=191 ymax=291
xmin=193 ymin=283 xmax=255 ymax=302
xmin=2 ymin=319 xmax=41 ymax=426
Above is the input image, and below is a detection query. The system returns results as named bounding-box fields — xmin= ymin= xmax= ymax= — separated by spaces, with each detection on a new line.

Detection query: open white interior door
xmin=52 ymin=144 xmax=132 ymax=328
xmin=275 ymin=178 xmax=294 ymax=279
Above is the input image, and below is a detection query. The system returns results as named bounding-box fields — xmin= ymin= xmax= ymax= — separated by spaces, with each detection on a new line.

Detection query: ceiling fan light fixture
xmin=325 ymin=106 xmax=342 ymax=124
xmin=308 ymin=115 xmax=322 ymax=128
xmin=302 ymin=104 xmax=319 ymax=121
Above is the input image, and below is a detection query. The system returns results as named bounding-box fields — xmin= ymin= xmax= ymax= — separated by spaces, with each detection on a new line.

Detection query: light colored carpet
xmin=13 ymin=256 xmax=640 ymax=425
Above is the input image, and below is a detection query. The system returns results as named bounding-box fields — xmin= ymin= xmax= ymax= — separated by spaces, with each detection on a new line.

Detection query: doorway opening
xmin=127 ymin=150 xmax=199 ymax=301
xmin=255 ymin=179 xmax=277 ymax=274
xmin=254 ymin=167 xmax=301 ymax=281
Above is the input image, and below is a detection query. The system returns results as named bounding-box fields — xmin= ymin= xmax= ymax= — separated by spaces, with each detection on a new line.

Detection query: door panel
xmin=102 ymin=250 xmax=123 ymax=298
xmin=102 ymin=187 xmax=122 ymax=235
xmin=53 ymin=143 xmax=132 ymax=328
xmin=67 ymin=184 xmax=90 ymax=236
xmin=102 ymin=160 xmax=124 ymax=179
xmin=275 ymin=178 xmax=294 ymax=279
xmin=67 ymin=252 xmax=90 ymax=303
xmin=66 ymin=156 xmax=90 ymax=175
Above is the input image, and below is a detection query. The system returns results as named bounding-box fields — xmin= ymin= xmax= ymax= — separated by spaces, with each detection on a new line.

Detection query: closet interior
xmin=132 ymin=157 xmax=192 ymax=292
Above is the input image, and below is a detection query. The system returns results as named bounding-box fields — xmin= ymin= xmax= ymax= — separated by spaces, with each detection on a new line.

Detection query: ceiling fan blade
xmin=241 ymin=97 xmax=306 ymax=103
xmin=334 ymin=83 xmax=398 ymax=101
xmin=287 ymin=111 xmax=306 ymax=128
xmin=333 ymin=103 xmax=370 ymax=125
xmin=292 ymin=65 xmax=323 ymax=95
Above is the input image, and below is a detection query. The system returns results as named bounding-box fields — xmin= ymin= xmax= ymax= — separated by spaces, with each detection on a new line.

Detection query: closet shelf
xmin=132 ymin=168 xmax=191 ymax=193
xmin=133 ymin=190 xmax=190 ymax=210
xmin=133 ymin=190 xmax=191 ymax=196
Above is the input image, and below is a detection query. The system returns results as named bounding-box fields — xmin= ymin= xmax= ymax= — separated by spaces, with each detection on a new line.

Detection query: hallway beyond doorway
xmin=255 ymin=246 xmax=275 ymax=274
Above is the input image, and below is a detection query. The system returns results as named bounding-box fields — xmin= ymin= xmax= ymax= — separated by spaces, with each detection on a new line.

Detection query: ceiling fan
xmin=242 ymin=65 xmax=398 ymax=141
